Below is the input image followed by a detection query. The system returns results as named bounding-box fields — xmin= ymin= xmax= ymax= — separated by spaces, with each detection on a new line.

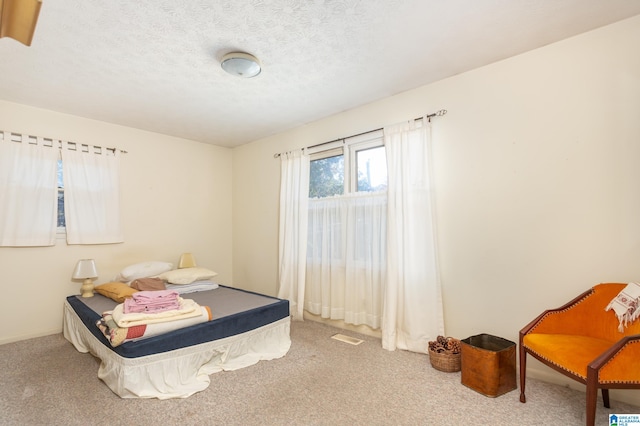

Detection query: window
xmin=309 ymin=148 xmax=344 ymax=198
xmin=0 ymin=130 xmax=123 ymax=246
xmin=353 ymin=142 xmax=387 ymax=193
xmin=57 ymin=159 xmax=65 ymax=230
xmin=309 ymin=131 xmax=387 ymax=198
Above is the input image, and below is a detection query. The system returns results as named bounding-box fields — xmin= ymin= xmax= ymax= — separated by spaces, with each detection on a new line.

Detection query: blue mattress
xmin=66 ymin=285 xmax=289 ymax=359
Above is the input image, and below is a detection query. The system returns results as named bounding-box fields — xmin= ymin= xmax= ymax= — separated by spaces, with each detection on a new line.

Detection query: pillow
xmin=130 ymin=277 xmax=166 ymax=291
xmin=95 ymin=282 xmax=138 ymax=303
xmin=157 ymin=267 xmax=218 ymax=285
xmin=165 ymin=280 xmax=219 ymax=294
xmin=115 ymin=261 xmax=173 ymax=282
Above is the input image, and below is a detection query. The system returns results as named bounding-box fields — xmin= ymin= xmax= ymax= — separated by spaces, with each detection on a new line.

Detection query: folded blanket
xmin=112 ymin=297 xmax=202 ymax=328
xmin=96 ymin=305 xmax=212 ymax=347
xmin=124 ymin=289 xmax=180 ymax=313
xmin=605 ymin=282 xmax=640 ymax=332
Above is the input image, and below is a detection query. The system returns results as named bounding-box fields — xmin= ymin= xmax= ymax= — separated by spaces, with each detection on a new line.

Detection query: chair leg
xmin=602 ymin=389 xmax=610 ymax=408
xmin=586 ymin=384 xmax=597 ymax=426
xmin=585 ymin=368 xmax=599 ymax=426
xmin=519 ymin=345 xmax=527 ymax=403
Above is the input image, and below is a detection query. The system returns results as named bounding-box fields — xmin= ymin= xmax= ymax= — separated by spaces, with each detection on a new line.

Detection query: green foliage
xmin=309 ymin=155 xmax=344 ymax=198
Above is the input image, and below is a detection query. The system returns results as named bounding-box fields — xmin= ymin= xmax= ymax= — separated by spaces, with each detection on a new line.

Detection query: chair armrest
xmin=520 ymin=288 xmax=593 ymax=337
xmin=589 ymin=333 xmax=640 ymax=373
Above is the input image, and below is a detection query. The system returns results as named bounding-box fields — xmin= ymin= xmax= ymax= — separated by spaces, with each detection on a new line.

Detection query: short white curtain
xmin=0 ymin=142 xmax=58 ymax=246
xmin=383 ymin=118 xmax=444 ymax=352
xmin=61 ymin=149 xmax=123 ymax=244
xmin=277 ymin=150 xmax=310 ymax=320
xmin=305 ymin=191 xmax=386 ymax=329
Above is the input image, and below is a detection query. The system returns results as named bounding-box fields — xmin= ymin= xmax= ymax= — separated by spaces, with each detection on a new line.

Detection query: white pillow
xmin=115 ymin=261 xmax=173 ymax=282
xmin=157 ymin=267 xmax=218 ymax=285
xmin=165 ymin=280 xmax=219 ymax=294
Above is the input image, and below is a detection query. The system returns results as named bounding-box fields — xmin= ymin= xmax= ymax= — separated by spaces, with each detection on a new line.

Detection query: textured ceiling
xmin=1 ymin=1 xmax=640 ymax=147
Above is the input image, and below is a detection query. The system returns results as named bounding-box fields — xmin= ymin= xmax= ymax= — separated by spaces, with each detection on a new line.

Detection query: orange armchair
xmin=519 ymin=283 xmax=640 ymax=426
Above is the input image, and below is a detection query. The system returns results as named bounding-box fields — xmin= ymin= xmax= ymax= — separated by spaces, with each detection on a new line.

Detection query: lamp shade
xmin=0 ymin=0 xmax=42 ymax=46
xmin=72 ymin=259 xmax=98 ymax=279
xmin=178 ymin=253 xmax=197 ymax=269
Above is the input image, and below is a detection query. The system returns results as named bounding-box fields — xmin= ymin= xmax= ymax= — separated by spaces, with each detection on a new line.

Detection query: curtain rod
xmin=0 ymin=130 xmax=128 ymax=154
xmin=274 ymin=109 xmax=447 ymax=158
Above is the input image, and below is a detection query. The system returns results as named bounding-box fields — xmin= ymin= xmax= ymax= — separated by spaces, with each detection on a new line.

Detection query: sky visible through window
xmin=357 ymin=146 xmax=387 ymax=191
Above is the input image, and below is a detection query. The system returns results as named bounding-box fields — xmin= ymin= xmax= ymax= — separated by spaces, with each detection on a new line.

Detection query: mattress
xmin=63 ymin=285 xmax=291 ymax=398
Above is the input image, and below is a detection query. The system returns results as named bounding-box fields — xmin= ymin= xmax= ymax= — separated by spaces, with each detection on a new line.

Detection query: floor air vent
xmin=331 ymin=333 xmax=364 ymax=345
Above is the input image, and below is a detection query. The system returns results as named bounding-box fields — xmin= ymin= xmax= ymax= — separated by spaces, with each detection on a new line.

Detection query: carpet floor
xmin=0 ymin=320 xmax=637 ymax=425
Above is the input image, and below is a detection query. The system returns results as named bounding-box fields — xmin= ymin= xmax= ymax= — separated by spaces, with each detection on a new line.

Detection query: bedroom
xmin=1 ymin=0 xmax=640 ymax=409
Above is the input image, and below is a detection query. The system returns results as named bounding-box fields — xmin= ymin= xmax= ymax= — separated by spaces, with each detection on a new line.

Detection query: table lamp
xmin=73 ymin=259 xmax=98 ymax=298
xmin=178 ymin=253 xmax=197 ymax=268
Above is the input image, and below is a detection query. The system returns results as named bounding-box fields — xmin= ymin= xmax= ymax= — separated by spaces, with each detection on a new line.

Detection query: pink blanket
xmin=124 ymin=289 xmax=180 ymax=313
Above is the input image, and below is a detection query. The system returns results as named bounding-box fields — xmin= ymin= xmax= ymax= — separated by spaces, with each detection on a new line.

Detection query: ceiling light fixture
xmin=0 ymin=0 xmax=42 ymax=46
xmin=221 ymin=52 xmax=261 ymax=78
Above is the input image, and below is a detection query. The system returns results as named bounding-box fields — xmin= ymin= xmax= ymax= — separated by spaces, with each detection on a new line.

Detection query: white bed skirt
xmin=63 ymin=300 xmax=291 ymax=399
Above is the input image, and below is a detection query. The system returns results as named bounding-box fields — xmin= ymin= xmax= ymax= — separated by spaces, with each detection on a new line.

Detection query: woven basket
xmin=428 ymin=348 xmax=461 ymax=372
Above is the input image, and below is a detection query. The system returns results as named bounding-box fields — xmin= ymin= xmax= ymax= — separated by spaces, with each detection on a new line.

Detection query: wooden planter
xmin=461 ymin=333 xmax=517 ymax=397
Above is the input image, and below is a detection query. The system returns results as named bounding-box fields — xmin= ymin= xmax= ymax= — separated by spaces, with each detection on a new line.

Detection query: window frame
xmin=308 ymin=130 xmax=385 ymax=198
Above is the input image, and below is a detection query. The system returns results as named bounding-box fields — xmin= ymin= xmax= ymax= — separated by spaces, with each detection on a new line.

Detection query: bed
xmin=63 ymin=285 xmax=291 ymax=399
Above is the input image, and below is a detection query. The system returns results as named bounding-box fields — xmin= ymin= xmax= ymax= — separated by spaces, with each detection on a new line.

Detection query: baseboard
xmin=0 ymin=327 xmax=62 ymax=345
xmin=303 ymin=311 xmax=382 ymax=339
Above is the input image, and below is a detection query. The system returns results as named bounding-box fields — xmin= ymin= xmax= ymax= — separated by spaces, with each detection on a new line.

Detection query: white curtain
xmin=61 ymin=148 xmax=123 ymax=244
xmin=0 ymin=141 xmax=58 ymax=246
xmin=382 ymin=118 xmax=444 ymax=352
xmin=277 ymin=150 xmax=310 ymax=320
xmin=305 ymin=192 xmax=386 ymax=329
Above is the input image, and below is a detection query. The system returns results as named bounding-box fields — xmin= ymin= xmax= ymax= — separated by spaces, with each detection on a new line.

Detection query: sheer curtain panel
xmin=305 ymin=192 xmax=386 ymax=329
xmin=0 ymin=141 xmax=58 ymax=246
xmin=277 ymin=150 xmax=310 ymax=320
xmin=61 ymin=148 xmax=123 ymax=244
xmin=382 ymin=119 xmax=444 ymax=352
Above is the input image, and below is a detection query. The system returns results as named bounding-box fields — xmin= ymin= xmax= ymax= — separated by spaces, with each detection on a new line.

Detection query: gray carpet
xmin=0 ymin=320 xmax=637 ymax=425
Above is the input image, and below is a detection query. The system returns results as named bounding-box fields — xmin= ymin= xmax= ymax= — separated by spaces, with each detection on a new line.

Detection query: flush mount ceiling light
xmin=221 ymin=52 xmax=261 ymax=78
xmin=0 ymin=0 xmax=42 ymax=46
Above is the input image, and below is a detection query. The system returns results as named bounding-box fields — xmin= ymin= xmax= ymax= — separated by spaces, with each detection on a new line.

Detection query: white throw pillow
xmin=157 ymin=267 xmax=218 ymax=285
xmin=115 ymin=261 xmax=173 ymax=282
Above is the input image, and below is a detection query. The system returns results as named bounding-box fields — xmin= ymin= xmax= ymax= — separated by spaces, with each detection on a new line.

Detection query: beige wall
xmin=0 ymin=101 xmax=233 ymax=344
xmin=233 ymin=15 xmax=640 ymax=405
